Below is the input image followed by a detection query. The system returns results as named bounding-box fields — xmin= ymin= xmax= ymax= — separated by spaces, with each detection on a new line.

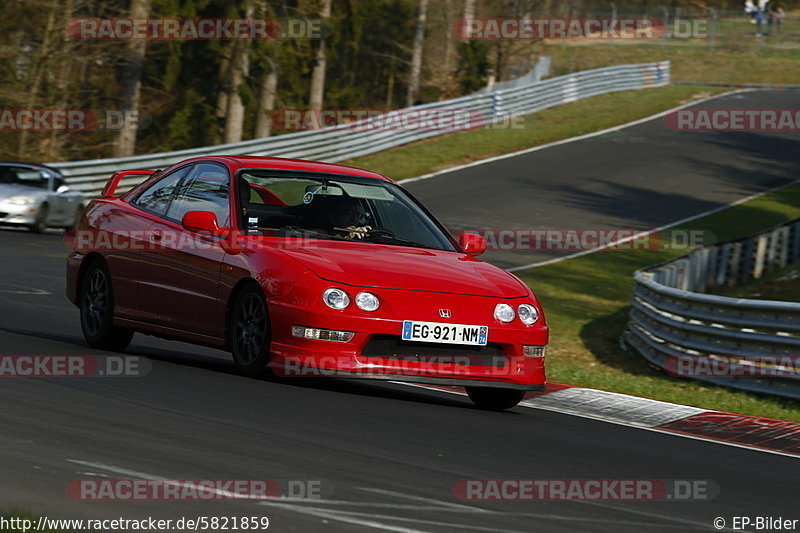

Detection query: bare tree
xmin=224 ymin=1 xmax=255 ymax=143
xmin=308 ymin=0 xmax=332 ymax=111
xmin=406 ymin=0 xmax=428 ymax=107
xmin=254 ymin=58 xmax=277 ymax=138
xmin=114 ymin=0 xmax=152 ymax=157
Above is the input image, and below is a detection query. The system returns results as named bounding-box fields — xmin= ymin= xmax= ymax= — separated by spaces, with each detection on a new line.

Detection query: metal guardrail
xmin=47 ymin=61 xmax=670 ymax=196
xmin=623 ymin=218 xmax=800 ymax=399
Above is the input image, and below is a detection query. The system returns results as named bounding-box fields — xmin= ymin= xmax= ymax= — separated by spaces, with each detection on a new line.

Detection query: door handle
xmin=151 ymin=231 xmax=163 ymax=242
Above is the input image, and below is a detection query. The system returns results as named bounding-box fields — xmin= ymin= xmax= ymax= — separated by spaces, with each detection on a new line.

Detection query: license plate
xmin=401 ymin=321 xmax=488 ymax=346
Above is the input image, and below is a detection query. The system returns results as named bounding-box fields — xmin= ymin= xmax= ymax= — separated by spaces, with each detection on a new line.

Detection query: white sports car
xmin=0 ymin=162 xmax=85 ymax=233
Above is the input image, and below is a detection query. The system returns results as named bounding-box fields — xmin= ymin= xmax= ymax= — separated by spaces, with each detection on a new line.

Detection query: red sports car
xmin=66 ymin=156 xmax=547 ymax=410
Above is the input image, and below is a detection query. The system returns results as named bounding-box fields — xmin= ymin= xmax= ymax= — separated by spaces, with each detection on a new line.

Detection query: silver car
xmin=0 ymin=162 xmax=85 ymax=233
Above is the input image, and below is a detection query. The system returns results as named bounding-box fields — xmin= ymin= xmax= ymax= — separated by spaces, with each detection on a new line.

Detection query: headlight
xmin=355 ymin=292 xmax=379 ymax=312
xmin=518 ymin=304 xmax=539 ymax=325
xmin=494 ymin=303 xmax=515 ymax=323
xmin=7 ymin=196 xmax=35 ymax=205
xmin=323 ymin=288 xmax=350 ymax=310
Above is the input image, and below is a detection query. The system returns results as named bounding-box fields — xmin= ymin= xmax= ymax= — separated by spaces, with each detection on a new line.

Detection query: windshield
xmin=236 ymin=171 xmax=456 ymax=252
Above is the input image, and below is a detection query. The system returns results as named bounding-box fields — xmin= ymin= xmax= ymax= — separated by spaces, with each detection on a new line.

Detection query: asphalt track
xmin=0 ymin=90 xmax=798 ymax=532
xmin=406 ymin=90 xmax=800 ymax=268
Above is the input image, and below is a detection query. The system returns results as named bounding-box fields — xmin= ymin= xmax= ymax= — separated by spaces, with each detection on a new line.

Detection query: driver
xmin=324 ymin=195 xmax=371 ymax=239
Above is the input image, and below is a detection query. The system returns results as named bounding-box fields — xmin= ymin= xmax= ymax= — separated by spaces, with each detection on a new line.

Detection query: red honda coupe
xmin=66 ymin=156 xmax=548 ymax=410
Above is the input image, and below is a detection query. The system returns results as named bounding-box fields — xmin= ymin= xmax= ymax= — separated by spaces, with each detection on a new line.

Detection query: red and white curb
xmin=403 ymin=382 xmax=800 ymax=459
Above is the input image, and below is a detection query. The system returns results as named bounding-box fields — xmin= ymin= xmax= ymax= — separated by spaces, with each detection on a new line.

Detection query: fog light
xmin=292 ymin=325 xmax=354 ymax=342
xmin=494 ymin=303 xmax=515 ymax=323
xmin=523 ymin=345 xmax=546 ymax=357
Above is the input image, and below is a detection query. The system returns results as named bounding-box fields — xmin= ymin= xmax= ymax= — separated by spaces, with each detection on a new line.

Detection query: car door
xmin=119 ymin=165 xmax=191 ymax=321
xmin=49 ymin=173 xmax=83 ymax=225
xmin=138 ymin=162 xmax=231 ymax=338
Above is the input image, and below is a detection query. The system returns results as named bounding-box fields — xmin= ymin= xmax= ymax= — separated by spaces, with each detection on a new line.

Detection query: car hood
xmin=278 ymin=241 xmax=529 ymax=298
xmin=0 ymin=184 xmax=45 ymax=199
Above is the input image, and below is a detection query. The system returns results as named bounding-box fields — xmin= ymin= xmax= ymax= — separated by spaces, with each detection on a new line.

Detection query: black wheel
xmin=79 ymin=261 xmax=133 ymax=350
xmin=466 ymin=387 xmax=525 ymax=411
xmin=229 ymin=286 xmax=271 ymax=376
xmin=28 ymin=203 xmax=48 ymax=233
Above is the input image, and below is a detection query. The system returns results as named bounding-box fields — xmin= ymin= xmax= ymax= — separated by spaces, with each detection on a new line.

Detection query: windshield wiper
xmin=281 ymin=226 xmax=348 ymax=241
xmin=363 ymin=229 xmax=437 ymax=250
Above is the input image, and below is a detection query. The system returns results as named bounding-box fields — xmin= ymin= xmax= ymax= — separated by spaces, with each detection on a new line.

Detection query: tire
xmin=79 ymin=261 xmax=133 ymax=351
xmin=229 ymin=285 xmax=271 ymax=377
xmin=28 ymin=203 xmax=48 ymax=233
xmin=466 ymin=387 xmax=525 ymax=411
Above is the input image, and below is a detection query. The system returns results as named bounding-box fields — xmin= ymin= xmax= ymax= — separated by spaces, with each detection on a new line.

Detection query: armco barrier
xmin=623 ymin=218 xmax=800 ymax=399
xmin=48 ymin=61 xmax=670 ymax=196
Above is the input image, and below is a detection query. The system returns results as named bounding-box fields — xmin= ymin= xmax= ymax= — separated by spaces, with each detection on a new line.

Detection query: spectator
xmin=775 ymin=7 xmax=785 ymax=32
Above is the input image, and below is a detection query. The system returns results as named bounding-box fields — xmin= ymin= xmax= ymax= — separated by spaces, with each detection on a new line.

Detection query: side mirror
xmin=459 ymin=232 xmax=486 ymax=257
xmin=56 ymin=185 xmax=70 ymax=194
xmin=182 ymin=211 xmax=222 ymax=235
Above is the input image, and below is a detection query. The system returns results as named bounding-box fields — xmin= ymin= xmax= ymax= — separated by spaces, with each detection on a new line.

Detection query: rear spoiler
xmin=101 ymin=170 xmax=157 ymax=198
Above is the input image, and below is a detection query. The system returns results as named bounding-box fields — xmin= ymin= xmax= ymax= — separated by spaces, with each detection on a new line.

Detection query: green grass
xmin=514 ymin=184 xmax=800 ymax=422
xmin=711 ymin=258 xmax=800 ymax=302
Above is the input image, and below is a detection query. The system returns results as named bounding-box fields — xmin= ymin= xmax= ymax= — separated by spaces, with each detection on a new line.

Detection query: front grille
xmin=362 ymin=335 xmax=506 ymax=367
xmin=0 ymin=213 xmax=7 ymax=218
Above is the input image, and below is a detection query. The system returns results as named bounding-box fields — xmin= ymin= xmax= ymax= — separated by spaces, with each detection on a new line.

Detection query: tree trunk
xmin=406 ymin=0 xmax=428 ymax=107
xmin=113 ymin=0 xmax=151 ymax=158
xmin=224 ymin=1 xmax=255 ymax=144
xmin=254 ymin=60 xmax=278 ymax=138
xmin=460 ymin=0 xmax=477 ymax=41
xmin=17 ymin=0 xmax=60 ymax=159
xmin=308 ymin=0 xmax=332 ymax=112
xmin=213 ymin=44 xmax=233 ymax=145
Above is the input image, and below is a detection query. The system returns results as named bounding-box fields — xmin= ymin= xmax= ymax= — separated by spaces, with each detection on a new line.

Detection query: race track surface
xmin=406 ymin=90 xmax=800 ymax=268
xmin=1 ymin=90 xmax=798 ymax=532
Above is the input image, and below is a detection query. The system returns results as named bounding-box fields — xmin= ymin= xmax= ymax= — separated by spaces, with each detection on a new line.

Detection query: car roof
xmin=0 ymin=161 xmax=64 ymax=175
xmin=175 ymin=156 xmax=394 ymax=183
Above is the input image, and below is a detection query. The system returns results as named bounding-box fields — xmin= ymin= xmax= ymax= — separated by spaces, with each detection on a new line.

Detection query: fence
xmin=623 ymin=218 xmax=800 ymax=399
xmin=48 ymin=61 xmax=670 ymax=196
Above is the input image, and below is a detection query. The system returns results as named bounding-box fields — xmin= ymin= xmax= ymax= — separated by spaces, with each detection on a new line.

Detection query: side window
xmin=0 ymin=167 xmax=49 ymax=189
xmin=133 ymin=166 xmax=191 ymax=216
xmin=166 ymin=163 xmax=230 ymax=225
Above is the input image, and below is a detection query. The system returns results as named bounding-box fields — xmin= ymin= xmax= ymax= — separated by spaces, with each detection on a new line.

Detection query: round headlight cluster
xmin=323 ymin=288 xmax=350 ymax=310
xmin=323 ymin=288 xmax=380 ymax=312
xmin=494 ymin=303 xmax=515 ymax=323
xmin=355 ymin=292 xmax=380 ymax=312
xmin=518 ymin=304 xmax=539 ymax=325
xmin=494 ymin=302 xmax=540 ymax=325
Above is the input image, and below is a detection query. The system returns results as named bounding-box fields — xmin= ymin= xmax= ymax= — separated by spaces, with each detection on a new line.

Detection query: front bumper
xmin=0 ymin=202 xmax=38 ymax=225
xmin=267 ymin=296 xmax=548 ymax=388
